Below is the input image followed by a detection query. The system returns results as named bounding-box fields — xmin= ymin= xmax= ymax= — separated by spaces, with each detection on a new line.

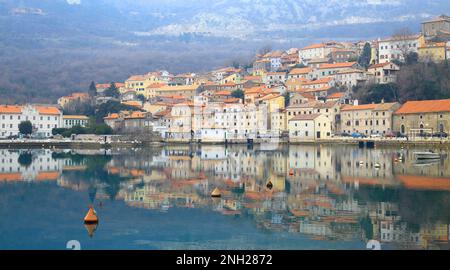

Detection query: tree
xmin=358 ymin=42 xmax=372 ymax=68
xmin=18 ymin=152 xmax=33 ymax=168
xmin=19 ymin=121 xmax=33 ymax=136
xmin=89 ymin=81 xmax=97 ymax=98
xmin=231 ymin=89 xmax=245 ymax=101
xmin=136 ymin=94 xmax=146 ymax=103
xmin=392 ymin=28 xmax=415 ymax=62
xmin=283 ymin=92 xmax=290 ymax=107
xmin=405 ymin=52 xmax=419 ymax=66
xmin=104 ymin=82 xmax=120 ymax=98
xmin=353 ymin=83 xmax=399 ymax=104
xmin=258 ymin=45 xmax=272 ymax=56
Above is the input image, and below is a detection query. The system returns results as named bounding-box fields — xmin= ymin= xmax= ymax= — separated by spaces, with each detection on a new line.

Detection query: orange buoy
xmin=289 ymin=170 xmax=294 ymax=176
xmin=84 ymin=206 xmax=99 ymax=224
xmin=211 ymin=187 xmax=221 ymax=197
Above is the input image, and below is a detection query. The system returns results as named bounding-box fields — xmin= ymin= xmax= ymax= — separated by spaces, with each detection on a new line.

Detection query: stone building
xmin=393 ymin=99 xmax=450 ymax=136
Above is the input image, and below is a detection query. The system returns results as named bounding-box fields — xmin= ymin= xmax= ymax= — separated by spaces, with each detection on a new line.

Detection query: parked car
xmin=384 ymin=132 xmax=396 ymax=138
xmin=351 ymin=132 xmax=364 ymax=138
xmin=338 ymin=132 xmax=351 ymax=137
xmin=432 ymin=132 xmax=448 ymax=138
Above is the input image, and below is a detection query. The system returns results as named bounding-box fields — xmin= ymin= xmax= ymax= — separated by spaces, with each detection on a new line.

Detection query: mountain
xmin=0 ymin=0 xmax=449 ymax=103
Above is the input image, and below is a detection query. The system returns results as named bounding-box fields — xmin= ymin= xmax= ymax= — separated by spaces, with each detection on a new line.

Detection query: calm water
xmin=0 ymin=144 xmax=449 ymax=250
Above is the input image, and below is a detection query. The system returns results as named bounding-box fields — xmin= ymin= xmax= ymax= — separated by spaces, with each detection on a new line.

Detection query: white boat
xmin=413 ymin=151 xmax=441 ymax=160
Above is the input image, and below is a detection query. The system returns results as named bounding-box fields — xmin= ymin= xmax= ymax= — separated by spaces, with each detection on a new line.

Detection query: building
xmin=153 ymin=85 xmax=201 ymax=100
xmin=0 ymin=105 xmax=62 ymax=138
xmin=330 ymin=49 xmax=358 ymax=63
xmin=63 ymin=115 xmax=90 ymax=128
xmin=103 ymin=111 xmax=153 ymax=133
xmin=367 ymin=62 xmax=400 ymax=84
xmin=287 ymin=67 xmax=313 ymax=80
xmin=57 ymin=92 xmax=90 ymax=108
xmin=393 ymin=99 xmax=450 ymax=136
xmin=299 ymin=43 xmax=339 ymax=64
xmin=335 ymin=69 xmax=367 ymax=89
xmin=264 ymin=72 xmax=287 ymax=85
xmin=314 ymin=62 xmax=358 ymax=79
xmin=288 ymin=114 xmax=331 ymax=142
xmin=286 ymin=101 xmax=341 ymax=132
xmin=341 ymin=102 xmax=400 ymax=135
xmin=125 ymin=72 xmax=167 ymax=92
xmin=378 ymin=35 xmax=423 ymax=63
xmin=421 ymin=15 xmax=450 ymax=39
xmin=418 ymin=42 xmax=447 ymax=62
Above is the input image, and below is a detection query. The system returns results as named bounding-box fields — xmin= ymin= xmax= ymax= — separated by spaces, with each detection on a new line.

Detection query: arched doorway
xmin=401 ymin=125 xmax=405 ymax=134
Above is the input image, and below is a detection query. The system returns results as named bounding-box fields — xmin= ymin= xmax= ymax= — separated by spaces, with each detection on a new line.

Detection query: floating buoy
xmin=266 ymin=181 xmax=273 ymax=190
xmin=84 ymin=206 xmax=99 ymax=224
xmin=211 ymin=187 xmax=221 ymax=198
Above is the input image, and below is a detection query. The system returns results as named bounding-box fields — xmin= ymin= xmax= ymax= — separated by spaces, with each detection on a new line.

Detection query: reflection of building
xmin=2 ymin=146 xmax=450 ymax=250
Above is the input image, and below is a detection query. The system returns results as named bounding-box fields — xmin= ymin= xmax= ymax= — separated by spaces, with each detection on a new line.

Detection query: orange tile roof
xmin=224 ymin=98 xmax=241 ymax=103
xmin=304 ymin=86 xmax=332 ymax=93
xmin=319 ymin=62 xmax=357 ymax=69
xmin=302 ymin=77 xmax=333 ymax=85
xmin=395 ymin=99 xmax=450 ymax=114
xmin=124 ymin=111 xmax=146 ymax=119
xmin=146 ymin=83 xmax=167 ymax=89
xmin=121 ymin=101 xmax=142 ymax=108
xmin=35 ymin=106 xmax=61 ymax=115
xmin=215 ymin=90 xmax=232 ymax=96
xmin=327 ymin=92 xmax=345 ymax=99
xmin=289 ymin=67 xmax=312 ymax=75
xmin=0 ymin=105 xmax=22 ymax=114
xmin=341 ymin=104 xmax=378 ymax=111
xmin=301 ymin=43 xmax=325 ymax=50
xmin=289 ymin=114 xmax=321 ymax=121
xmin=104 ymin=113 xmax=119 ymax=120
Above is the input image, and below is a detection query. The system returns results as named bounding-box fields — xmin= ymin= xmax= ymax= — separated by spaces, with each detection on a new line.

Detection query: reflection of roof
xmin=397 ymin=175 xmax=450 ymax=191
xmin=395 ymin=99 xmax=450 ymax=114
xmin=36 ymin=171 xmax=60 ymax=181
xmin=0 ymin=173 xmax=22 ymax=182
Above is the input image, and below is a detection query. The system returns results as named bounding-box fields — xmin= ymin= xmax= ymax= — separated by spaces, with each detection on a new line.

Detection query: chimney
xmin=353 ymin=99 xmax=359 ymax=106
xmin=381 ymin=98 xmax=385 ymax=104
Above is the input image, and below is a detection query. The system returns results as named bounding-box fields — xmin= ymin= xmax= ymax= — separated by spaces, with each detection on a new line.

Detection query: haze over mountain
xmin=0 ymin=0 xmax=449 ymax=103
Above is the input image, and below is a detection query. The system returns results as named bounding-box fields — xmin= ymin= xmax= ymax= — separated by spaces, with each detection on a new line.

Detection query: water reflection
xmin=0 ymin=145 xmax=449 ymax=250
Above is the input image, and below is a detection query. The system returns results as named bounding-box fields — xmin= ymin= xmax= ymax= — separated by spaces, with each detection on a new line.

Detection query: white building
xmin=63 ymin=115 xmax=90 ymax=129
xmin=378 ymin=35 xmax=422 ymax=63
xmin=288 ymin=114 xmax=331 ymax=142
xmin=0 ymin=104 xmax=62 ymax=138
xmin=335 ymin=69 xmax=367 ymax=89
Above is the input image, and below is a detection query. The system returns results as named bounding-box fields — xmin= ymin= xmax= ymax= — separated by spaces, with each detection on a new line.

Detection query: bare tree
xmin=392 ymin=28 xmax=416 ymax=62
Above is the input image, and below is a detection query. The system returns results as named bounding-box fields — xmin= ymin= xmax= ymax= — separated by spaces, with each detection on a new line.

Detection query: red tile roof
xmin=395 ymin=99 xmax=450 ymax=114
xmin=319 ymin=62 xmax=357 ymax=69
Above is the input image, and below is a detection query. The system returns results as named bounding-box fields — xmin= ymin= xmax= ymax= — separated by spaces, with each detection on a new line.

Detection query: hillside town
xmin=1 ymin=15 xmax=450 ymax=143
